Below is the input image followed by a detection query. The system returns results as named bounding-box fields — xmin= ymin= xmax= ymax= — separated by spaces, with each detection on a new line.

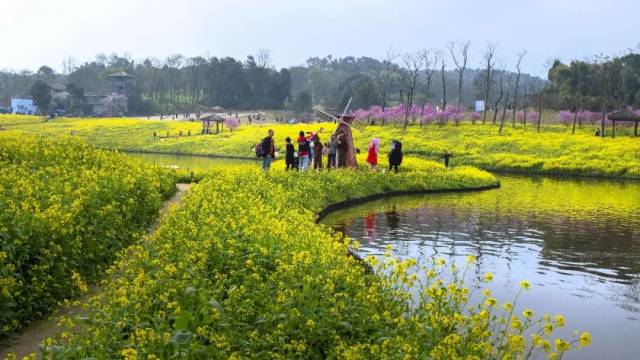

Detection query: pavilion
xmin=607 ymin=110 xmax=640 ymax=137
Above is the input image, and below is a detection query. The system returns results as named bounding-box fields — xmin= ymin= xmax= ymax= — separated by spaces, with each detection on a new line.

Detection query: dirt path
xmin=0 ymin=183 xmax=192 ymax=359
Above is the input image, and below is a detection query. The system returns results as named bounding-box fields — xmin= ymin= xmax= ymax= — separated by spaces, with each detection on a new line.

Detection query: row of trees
xmin=289 ymin=45 xmax=542 ymax=126
xmin=2 ymin=51 xmax=293 ymax=115
xmin=546 ymin=52 xmax=640 ymax=111
xmin=4 ymin=46 xmax=640 ymax=120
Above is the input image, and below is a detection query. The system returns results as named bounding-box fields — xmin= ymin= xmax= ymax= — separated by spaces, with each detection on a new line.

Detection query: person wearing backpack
xmin=260 ymin=129 xmax=275 ymax=172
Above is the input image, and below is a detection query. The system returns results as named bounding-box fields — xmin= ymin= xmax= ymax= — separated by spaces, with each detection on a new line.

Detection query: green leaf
xmin=171 ymin=330 xmax=192 ymax=345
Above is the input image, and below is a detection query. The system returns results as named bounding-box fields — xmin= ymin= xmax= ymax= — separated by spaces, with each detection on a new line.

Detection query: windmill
xmin=314 ymin=97 xmax=368 ymax=132
xmin=313 ymin=97 xmax=364 ymax=168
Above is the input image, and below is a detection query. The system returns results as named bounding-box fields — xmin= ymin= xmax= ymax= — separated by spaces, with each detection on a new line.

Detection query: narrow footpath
xmin=0 ymin=183 xmax=192 ymax=359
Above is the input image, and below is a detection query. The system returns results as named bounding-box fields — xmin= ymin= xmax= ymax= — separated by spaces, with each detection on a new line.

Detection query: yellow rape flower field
xmin=0 ymin=133 xmax=175 ymax=340
xmin=2 ymin=114 xmax=639 ymax=179
xmin=0 ymin=115 xmax=596 ymax=359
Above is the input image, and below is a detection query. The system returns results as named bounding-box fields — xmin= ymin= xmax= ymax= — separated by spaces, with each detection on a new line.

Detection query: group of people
xmin=258 ymin=129 xmax=404 ymax=173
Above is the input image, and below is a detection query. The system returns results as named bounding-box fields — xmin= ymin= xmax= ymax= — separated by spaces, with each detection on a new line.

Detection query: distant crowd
xmin=256 ymin=129 xmax=404 ymax=173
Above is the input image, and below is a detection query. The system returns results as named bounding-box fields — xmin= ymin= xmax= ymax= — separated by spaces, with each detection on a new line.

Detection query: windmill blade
xmin=314 ymin=108 xmax=367 ymax=133
xmin=339 ymin=97 xmax=353 ymax=119
xmin=314 ymin=109 xmax=338 ymax=123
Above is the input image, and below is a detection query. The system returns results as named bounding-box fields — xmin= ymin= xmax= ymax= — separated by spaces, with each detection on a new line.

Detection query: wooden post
xmin=216 ymin=121 xmax=219 ymax=134
xmin=635 ymin=121 xmax=638 ymax=137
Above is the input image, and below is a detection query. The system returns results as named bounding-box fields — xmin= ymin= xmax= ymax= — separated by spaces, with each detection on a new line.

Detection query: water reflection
xmin=322 ymin=175 xmax=640 ymax=360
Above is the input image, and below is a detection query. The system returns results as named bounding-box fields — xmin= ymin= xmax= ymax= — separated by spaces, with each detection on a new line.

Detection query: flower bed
xmin=0 ymin=134 xmax=175 ymax=339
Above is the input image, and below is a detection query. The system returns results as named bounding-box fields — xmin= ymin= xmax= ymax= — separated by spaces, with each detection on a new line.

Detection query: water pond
xmin=322 ymin=174 xmax=640 ymax=360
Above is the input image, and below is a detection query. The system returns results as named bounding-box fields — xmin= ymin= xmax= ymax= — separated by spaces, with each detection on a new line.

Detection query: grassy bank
xmin=1 ymin=114 xmax=638 ymax=179
xmin=0 ymin=134 xmax=175 ymax=340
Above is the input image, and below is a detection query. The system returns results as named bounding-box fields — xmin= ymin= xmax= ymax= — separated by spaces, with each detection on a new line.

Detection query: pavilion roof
xmin=608 ymin=110 xmax=640 ymax=121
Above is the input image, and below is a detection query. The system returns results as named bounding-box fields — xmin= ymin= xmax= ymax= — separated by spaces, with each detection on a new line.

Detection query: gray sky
xmin=2 ymin=0 xmax=639 ymax=76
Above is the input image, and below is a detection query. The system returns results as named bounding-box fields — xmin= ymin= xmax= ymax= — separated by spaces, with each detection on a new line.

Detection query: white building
xmin=11 ymin=98 xmax=38 ymax=114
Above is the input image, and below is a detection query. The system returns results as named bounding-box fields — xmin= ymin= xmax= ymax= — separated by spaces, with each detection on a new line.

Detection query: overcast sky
xmin=2 ymin=0 xmax=639 ymax=76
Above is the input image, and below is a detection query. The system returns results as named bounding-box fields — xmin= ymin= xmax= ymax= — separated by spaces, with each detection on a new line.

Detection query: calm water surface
xmin=322 ymin=175 xmax=640 ymax=360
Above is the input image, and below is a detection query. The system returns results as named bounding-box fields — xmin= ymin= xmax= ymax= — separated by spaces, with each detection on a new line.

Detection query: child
xmin=285 ymin=137 xmax=296 ymax=171
xmin=366 ymin=138 xmax=380 ymax=172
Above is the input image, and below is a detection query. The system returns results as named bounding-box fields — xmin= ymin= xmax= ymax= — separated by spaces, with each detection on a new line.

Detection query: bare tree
xmin=492 ymin=69 xmax=505 ymax=124
xmin=61 ymin=57 xmax=79 ymax=75
xmin=104 ymin=93 xmax=128 ymax=116
xmin=596 ymin=54 xmax=610 ymax=137
xmin=420 ymin=49 xmax=440 ymax=119
xmin=499 ymin=82 xmax=512 ymax=135
xmin=380 ymin=47 xmax=398 ymax=111
xmin=522 ymin=83 xmax=530 ymax=127
xmin=402 ymin=53 xmax=422 ymax=129
xmin=256 ymin=49 xmax=271 ymax=69
xmin=447 ymin=41 xmax=471 ymax=114
xmin=537 ymin=89 xmax=543 ymax=133
xmin=571 ymin=63 xmax=582 ymax=134
xmin=440 ymin=58 xmax=447 ymax=110
xmin=481 ymin=43 xmax=497 ymax=123
xmin=511 ymin=51 xmax=526 ymax=126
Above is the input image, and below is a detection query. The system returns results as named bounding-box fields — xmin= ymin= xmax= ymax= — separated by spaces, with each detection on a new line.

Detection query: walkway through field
xmin=0 ymin=183 xmax=192 ymax=359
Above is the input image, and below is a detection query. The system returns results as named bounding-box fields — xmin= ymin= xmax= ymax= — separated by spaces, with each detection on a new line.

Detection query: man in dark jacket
xmin=261 ymin=129 xmax=275 ymax=172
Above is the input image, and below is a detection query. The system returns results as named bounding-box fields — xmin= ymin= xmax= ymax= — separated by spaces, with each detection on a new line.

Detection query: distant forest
xmin=1 ymin=47 xmax=639 ymax=115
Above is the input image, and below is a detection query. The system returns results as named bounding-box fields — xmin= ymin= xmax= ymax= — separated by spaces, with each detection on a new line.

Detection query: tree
xmin=380 ymin=48 xmax=398 ymax=111
xmin=481 ymin=43 xmax=497 ymax=123
xmin=402 ymin=53 xmax=422 ymax=129
xmin=65 ymin=82 xmax=87 ymax=115
xmin=294 ymin=91 xmax=312 ymax=111
xmin=36 ymin=66 xmax=55 ymax=83
xmin=492 ymin=70 xmax=505 ymax=124
xmin=512 ymin=51 xmax=526 ymax=126
xmin=499 ymin=81 xmax=512 ymax=135
xmin=440 ymin=58 xmax=447 ymax=110
xmin=352 ymin=76 xmax=380 ymax=109
xmin=29 ymin=80 xmax=51 ymax=115
xmin=420 ymin=49 xmax=440 ymax=119
xmin=255 ymin=49 xmax=271 ymax=69
xmin=447 ymin=41 xmax=471 ymax=114
xmin=104 ymin=93 xmax=127 ymax=116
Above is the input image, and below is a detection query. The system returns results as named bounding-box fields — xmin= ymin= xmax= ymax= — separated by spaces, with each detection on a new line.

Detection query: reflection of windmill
xmin=314 ymin=97 xmax=368 ymax=132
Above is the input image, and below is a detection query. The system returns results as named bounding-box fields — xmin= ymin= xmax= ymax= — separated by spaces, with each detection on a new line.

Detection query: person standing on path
xmin=261 ymin=129 xmax=275 ymax=172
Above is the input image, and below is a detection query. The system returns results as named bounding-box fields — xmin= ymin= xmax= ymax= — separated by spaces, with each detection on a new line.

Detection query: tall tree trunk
xmin=512 ymin=75 xmax=520 ymax=126
xmin=441 ymin=61 xmax=447 ymax=110
xmin=537 ymin=94 xmax=543 ymax=133
xmin=499 ymin=90 xmax=511 ymax=135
